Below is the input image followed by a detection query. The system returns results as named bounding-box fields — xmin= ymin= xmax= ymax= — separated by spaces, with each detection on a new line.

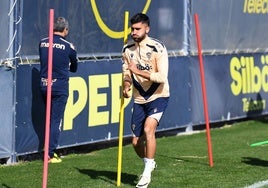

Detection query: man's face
xmin=131 ymin=22 xmax=149 ymax=43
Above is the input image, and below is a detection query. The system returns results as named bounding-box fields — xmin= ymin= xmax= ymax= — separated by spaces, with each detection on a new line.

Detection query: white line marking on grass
xmin=179 ymin=155 xmax=207 ymax=159
xmin=244 ymin=180 xmax=268 ymax=188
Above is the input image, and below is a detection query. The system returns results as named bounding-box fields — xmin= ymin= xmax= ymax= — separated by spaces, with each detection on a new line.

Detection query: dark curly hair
xmin=130 ymin=13 xmax=150 ymax=26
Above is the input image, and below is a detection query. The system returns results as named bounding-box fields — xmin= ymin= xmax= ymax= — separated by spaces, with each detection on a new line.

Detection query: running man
xmin=122 ymin=13 xmax=170 ymax=188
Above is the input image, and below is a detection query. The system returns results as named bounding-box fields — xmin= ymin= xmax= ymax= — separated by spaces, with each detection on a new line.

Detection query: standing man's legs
xmin=49 ymin=94 xmax=68 ymax=158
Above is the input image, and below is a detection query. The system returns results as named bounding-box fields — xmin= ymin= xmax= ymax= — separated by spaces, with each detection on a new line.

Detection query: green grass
xmin=1 ymin=118 xmax=268 ymax=187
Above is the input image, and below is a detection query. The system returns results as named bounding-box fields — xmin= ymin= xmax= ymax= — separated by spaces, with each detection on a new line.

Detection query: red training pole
xmin=194 ymin=14 xmax=214 ymax=167
xmin=42 ymin=9 xmax=54 ymax=188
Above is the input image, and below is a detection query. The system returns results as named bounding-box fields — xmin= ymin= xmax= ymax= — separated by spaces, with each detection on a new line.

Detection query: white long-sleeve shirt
xmin=122 ymin=36 xmax=170 ymax=104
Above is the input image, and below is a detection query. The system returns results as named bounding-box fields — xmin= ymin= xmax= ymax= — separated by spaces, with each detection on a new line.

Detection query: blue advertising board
xmin=15 ymin=57 xmax=191 ymax=154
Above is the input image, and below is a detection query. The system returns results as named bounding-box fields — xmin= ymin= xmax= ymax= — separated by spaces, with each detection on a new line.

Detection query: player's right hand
xmin=123 ymin=87 xmax=131 ymax=98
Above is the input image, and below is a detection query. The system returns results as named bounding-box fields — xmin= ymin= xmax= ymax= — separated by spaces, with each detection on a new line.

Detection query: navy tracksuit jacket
xmin=39 ymin=34 xmax=77 ymax=158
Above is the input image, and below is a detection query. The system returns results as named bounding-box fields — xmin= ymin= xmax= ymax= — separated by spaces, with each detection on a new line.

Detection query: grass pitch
xmin=1 ymin=118 xmax=268 ymax=187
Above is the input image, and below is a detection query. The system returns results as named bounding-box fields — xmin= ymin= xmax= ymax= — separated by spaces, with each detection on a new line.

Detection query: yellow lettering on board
xmin=63 ymin=77 xmax=88 ymax=130
xmin=230 ymin=57 xmax=242 ymax=96
xmin=243 ymin=0 xmax=268 ymax=14
xmin=110 ymin=73 xmax=132 ymax=123
xmin=110 ymin=73 xmax=121 ymax=123
xmin=230 ymin=55 xmax=268 ymax=95
xmin=88 ymin=74 xmax=109 ymax=126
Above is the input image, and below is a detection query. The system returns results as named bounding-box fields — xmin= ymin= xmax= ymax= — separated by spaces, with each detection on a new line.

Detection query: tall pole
xmin=117 ymin=11 xmax=129 ymax=187
xmin=42 ymin=9 xmax=54 ymax=188
xmin=194 ymin=13 xmax=213 ymax=167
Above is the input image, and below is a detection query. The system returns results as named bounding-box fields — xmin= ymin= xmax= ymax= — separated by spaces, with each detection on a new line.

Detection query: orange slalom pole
xmin=116 ymin=11 xmax=129 ymax=187
xmin=42 ymin=9 xmax=54 ymax=188
xmin=194 ymin=13 xmax=214 ymax=167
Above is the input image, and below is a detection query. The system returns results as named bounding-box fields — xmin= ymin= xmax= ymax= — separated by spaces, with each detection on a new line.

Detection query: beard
xmin=131 ymin=34 xmax=146 ymax=43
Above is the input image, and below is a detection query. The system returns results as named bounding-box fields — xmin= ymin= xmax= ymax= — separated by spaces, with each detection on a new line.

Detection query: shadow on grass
xmin=242 ymin=157 xmax=268 ymax=167
xmin=76 ymin=168 xmax=137 ymax=186
xmin=1 ymin=184 xmax=11 ymax=188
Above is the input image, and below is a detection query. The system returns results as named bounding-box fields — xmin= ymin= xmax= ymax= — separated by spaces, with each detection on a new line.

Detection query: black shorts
xmin=131 ymin=97 xmax=169 ymax=137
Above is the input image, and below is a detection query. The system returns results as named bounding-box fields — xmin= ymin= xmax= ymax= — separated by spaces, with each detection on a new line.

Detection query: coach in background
xmin=122 ymin=13 xmax=170 ymax=188
xmin=39 ymin=17 xmax=78 ymax=163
